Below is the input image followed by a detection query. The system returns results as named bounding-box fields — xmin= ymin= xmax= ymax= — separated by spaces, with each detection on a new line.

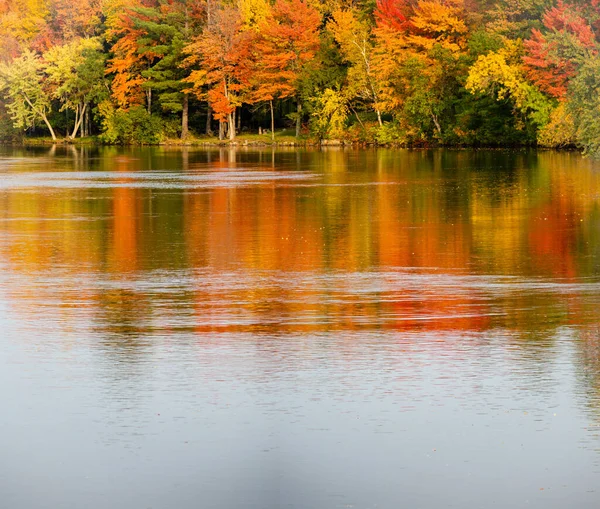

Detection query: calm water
xmin=2 ymin=146 xmax=600 ymax=508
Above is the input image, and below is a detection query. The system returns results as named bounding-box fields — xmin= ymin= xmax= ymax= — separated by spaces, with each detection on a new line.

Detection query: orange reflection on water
xmin=1 ymin=147 xmax=600 ymax=339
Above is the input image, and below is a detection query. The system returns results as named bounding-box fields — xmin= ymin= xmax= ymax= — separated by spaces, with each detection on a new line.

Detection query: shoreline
xmin=2 ymin=137 xmax=558 ymax=151
xmin=0 ymin=133 xmax=581 ymax=152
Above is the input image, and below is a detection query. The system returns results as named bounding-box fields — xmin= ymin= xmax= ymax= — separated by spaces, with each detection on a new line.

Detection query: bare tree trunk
xmin=23 ymin=93 xmax=56 ymax=141
xmin=350 ymin=105 xmax=366 ymax=131
xmin=206 ymin=0 xmax=212 ymax=25
xmin=70 ymin=104 xmax=80 ymax=139
xmin=270 ymin=100 xmax=275 ymax=142
xmin=147 ymin=88 xmax=152 ymax=114
xmin=431 ymin=113 xmax=442 ymax=137
xmin=227 ymin=111 xmax=235 ymax=140
xmin=219 ymin=121 xmax=224 ymax=140
xmin=43 ymin=114 xmax=57 ymax=141
xmin=82 ymin=105 xmax=87 ymax=137
xmin=206 ymin=104 xmax=213 ymax=135
xmin=181 ymin=94 xmax=189 ymax=140
xmin=70 ymin=103 xmax=87 ymax=139
xmin=295 ymin=98 xmax=301 ymax=137
xmin=376 ymin=109 xmax=383 ymax=127
xmin=80 ymin=103 xmax=86 ymax=138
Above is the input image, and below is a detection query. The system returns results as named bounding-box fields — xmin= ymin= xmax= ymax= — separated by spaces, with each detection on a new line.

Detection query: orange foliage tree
xmin=372 ymin=0 xmax=469 ymax=138
xmin=106 ymin=0 xmax=161 ymax=110
xmin=184 ymin=5 xmax=253 ymax=140
xmin=253 ymin=0 xmax=321 ymax=137
xmin=524 ymin=1 xmax=598 ymax=100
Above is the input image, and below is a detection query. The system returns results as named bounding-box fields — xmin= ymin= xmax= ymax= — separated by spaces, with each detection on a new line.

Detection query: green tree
xmin=568 ymin=56 xmax=600 ymax=156
xmin=136 ymin=1 xmax=199 ymax=139
xmin=0 ymin=50 xmax=57 ymax=140
xmin=44 ymin=37 xmax=107 ymax=139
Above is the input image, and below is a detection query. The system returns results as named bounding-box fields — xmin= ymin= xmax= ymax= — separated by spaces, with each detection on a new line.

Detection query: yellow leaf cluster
xmin=466 ymin=41 xmax=527 ymax=106
xmin=238 ymin=0 xmax=271 ymax=31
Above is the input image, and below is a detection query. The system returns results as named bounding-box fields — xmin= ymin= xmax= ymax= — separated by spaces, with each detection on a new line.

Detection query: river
xmin=1 ymin=146 xmax=600 ymax=508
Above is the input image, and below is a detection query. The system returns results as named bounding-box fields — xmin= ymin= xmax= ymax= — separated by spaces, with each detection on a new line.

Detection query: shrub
xmin=98 ymin=101 xmax=162 ymax=144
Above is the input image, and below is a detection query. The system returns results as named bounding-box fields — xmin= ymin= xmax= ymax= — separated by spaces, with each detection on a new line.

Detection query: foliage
xmin=567 ymin=56 xmax=600 ymax=156
xmin=44 ymin=37 xmax=107 ymax=138
xmin=98 ymin=101 xmax=163 ymax=144
xmin=311 ymin=88 xmax=349 ymax=139
xmin=466 ymin=41 xmax=554 ymax=128
xmin=0 ymin=50 xmax=57 ymax=140
xmin=2 ymin=0 xmax=600 ymax=150
xmin=523 ymin=2 xmax=597 ymax=99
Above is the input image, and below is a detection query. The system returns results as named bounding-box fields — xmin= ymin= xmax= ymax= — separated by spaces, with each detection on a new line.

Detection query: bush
xmin=98 ymin=101 xmax=163 ymax=144
xmin=375 ymin=121 xmax=409 ymax=145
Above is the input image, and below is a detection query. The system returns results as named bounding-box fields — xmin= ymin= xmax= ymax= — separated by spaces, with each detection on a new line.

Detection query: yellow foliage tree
xmin=238 ymin=0 xmax=271 ymax=31
xmin=466 ymin=40 xmax=553 ymax=128
xmin=0 ymin=0 xmax=49 ymax=57
xmin=328 ymin=8 xmax=382 ymax=125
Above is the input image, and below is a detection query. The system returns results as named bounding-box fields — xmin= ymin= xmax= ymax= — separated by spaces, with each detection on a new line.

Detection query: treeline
xmin=1 ymin=0 xmax=600 ymax=151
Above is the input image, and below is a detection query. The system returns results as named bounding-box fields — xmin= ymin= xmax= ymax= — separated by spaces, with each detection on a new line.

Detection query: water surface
xmin=2 ymin=146 xmax=600 ymax=508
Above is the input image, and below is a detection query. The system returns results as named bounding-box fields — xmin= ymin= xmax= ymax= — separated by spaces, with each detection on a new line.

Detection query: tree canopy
xmin=1 ymin=0 xmax=600 ymax=154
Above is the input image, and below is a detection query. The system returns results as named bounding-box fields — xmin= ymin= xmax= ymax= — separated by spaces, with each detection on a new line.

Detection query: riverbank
xmin=13 ymin=136 xmax=536 ymax=150
xmin=6 ymin=128 xmax=573 ymax=151
xmin=15 ymin=130 xmax=321 ymax=148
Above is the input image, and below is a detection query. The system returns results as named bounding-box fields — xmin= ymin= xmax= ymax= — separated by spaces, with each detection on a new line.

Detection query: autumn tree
xmin=135 ymin=0 xmax=203 ymax=139
xmin=524 ymin=1 xmax=598 ymax=99
xmin=485 ymin=0 xmax=554 ymax=38
xmin=106 ymin=0 xmax=161 ymax=110
xmin=184 ymin=4 xmax=253 ymax=140
xmin=0 ymin=0 xmax=49 ymax=58
xmin=328 ymin=7 xmax=382 ymax=126
xmin=253 ymin=0 xmax=321 ymax=137
xmin=372 ymin=0 xmax=470 ymax=140
xmin=0 ymin=50 xmax=57 ymax=140
xmin=567 ymin=55 xmax=600 ymax=156
xmin=35 ymin=0 xmax=103 ymax=50
xmin=466 ymin=40 xmax=553 ymax=130
xmin=44 ymin=37 xmax=107 ymax=138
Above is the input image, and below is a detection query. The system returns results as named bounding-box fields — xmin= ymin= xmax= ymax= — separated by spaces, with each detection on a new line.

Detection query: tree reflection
xmin=1 ymin=146 xmax=600 ymax=342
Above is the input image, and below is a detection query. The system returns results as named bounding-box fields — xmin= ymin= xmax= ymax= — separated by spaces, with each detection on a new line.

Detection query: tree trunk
xmin=227 ymin=111 xmax=235 ymax=140
xmin=147 ymin=88 xmax=152 ymax=114
xmin=206 ymin=104 xmax=213 ymax=135
xmin=219 ymin=121 xmax=224 ymax=140
xmin=295 ymin=98 xmax=302 ymax=137
xmin=181 ymin=94 xmax=189 ymax=140
xmin=82 ymin=105 xmax=87 ymax=137
xmin=70 ymin=104 xmax=80 ymax=139
xmin=42 ymin=114 xmax=57 ymax=141
xmin=431 ymin=113 xmax=442 ymax=137
xmin=350 ymin=105 xmax=366 ymax=131
xmin=22 ymin=93 xmax=56 ymax=141
xmin=237 ymin=107 xmax=241 ymax=130
xmin=70 ymin=103 xmax=87 ymax=140
xmin=376 ymin=109 xmax=383 ymax=127
xmin=80 ymin=103 xmax=86 ymax=138
xmin=270 ymin=100 xmax=275 ymax=142
xmin=207 ymin=0 xmax=212 ymax=25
